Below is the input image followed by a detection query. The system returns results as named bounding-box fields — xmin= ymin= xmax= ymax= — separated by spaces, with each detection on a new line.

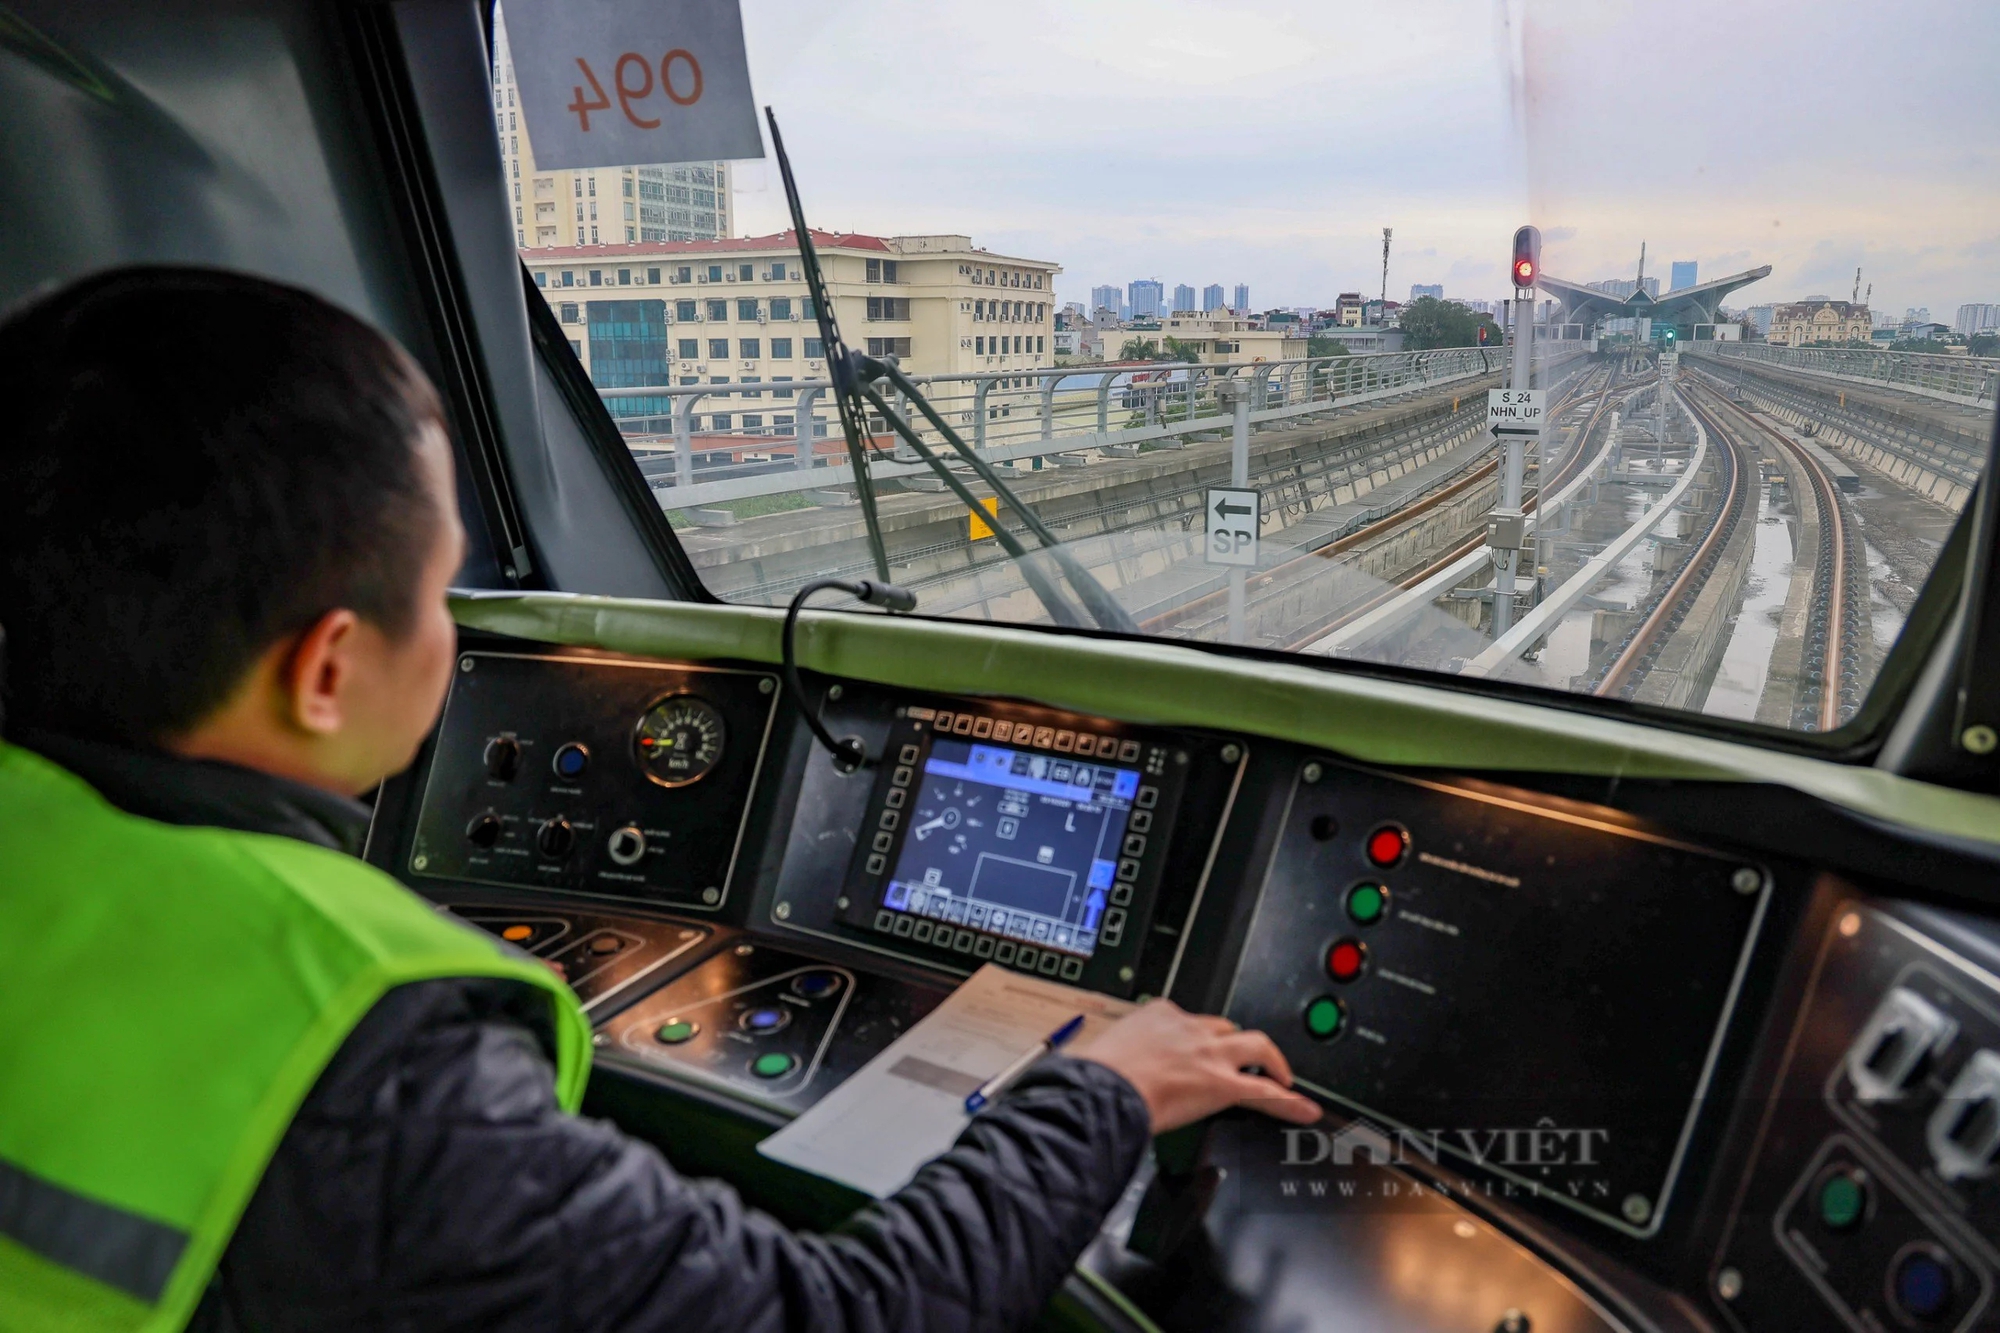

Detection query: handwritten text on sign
xmin=504 ymin=0 xmax=763 ymax=171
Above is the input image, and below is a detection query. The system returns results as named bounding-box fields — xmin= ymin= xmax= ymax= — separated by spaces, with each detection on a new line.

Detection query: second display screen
xmin=880 ymin=738 xmax=1140 ymax=958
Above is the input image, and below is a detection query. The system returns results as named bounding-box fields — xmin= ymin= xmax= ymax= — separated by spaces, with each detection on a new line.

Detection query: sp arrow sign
xmin=1205 ymin=488 xmax=1260 ymax=567
xmin=1487 ymin=388 xmax=1545 ymax=436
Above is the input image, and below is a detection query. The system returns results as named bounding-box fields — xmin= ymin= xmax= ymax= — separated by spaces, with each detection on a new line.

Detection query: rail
xmin=1686 ymin=342 xmax=2000 ymax=409
xmin=1302 ymin=374 xmax=1643 ymax=656
xmin=598 ymin=344 xmax=1588 ymax=511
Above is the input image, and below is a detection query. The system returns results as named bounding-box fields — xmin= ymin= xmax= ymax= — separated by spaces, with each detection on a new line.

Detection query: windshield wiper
xmin=767 ymin=108 xmax=892 ymax=584
xmin=855 ymin=357 xmax=1137 ymax=634
xmin=766 ymin=108 xmax=1135 ymax=635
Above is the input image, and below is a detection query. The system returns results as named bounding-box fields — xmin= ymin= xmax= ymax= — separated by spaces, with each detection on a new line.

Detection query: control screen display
xmin=880 ymin=739 xmax=1141 ymax=958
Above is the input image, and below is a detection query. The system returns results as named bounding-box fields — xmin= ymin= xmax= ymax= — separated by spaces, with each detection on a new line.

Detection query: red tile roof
xmin=520 ymin=229 xmax=890 ymax=262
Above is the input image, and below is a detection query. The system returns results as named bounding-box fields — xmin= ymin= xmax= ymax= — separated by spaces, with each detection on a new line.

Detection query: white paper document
xmin=756 ymin=964 xmax=1133 ymax=1198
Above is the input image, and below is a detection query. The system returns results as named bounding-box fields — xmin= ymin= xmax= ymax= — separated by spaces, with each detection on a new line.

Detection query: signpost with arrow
xmin=1205 ymin=488 xmax=1260 ymax=568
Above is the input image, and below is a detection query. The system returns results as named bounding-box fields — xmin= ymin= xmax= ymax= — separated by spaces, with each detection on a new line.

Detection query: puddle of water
xmin=1865 ymin=539 xmax=1905 ymax=659
xmin=1703 ymin=488 xmax=1797 ymax=722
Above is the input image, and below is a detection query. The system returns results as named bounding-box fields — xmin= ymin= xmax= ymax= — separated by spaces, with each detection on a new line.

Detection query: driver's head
xmin=0 ymin=266 xmax=466 ymax=794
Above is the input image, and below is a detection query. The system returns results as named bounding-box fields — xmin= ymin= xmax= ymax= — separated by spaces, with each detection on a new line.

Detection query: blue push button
xmin=552 ymin=743 xmax=590 ymax=779
xmin=791 ymin=971 xmax=842 ymax=999
xmin=1893 ymin=1248 xmax=1954 ymax=1322
xmin=739 ymin=1006 xmax=790 ymax=1034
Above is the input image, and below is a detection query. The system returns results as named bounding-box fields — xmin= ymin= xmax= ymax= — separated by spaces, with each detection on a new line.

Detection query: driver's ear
xmin=281 ymin=608 xmax=361 ymax=737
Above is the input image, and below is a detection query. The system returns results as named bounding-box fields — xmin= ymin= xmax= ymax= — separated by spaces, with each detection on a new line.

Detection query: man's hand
xmin=1074 ymin=999 xmax=1322 ymax=1134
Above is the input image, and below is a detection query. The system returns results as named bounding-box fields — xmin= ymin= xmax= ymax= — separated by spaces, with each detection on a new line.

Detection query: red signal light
xmin=1511 ymin=225 xmax=1542 ymax=291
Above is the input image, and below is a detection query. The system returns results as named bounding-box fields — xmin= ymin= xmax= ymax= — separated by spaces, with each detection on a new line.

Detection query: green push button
xmin=655 ymin=1019 xmax=699 ymax=1045
xmin=1346 ymin=882 xmax=1388 ymax=926
xmin=751 ymin=1051 xmax=798 ymax=1079
xmin=1818 ymin=1170 xmax=1866 ymax=1232
xmin=1304 ymin=996 xmax=1346 ymax=1040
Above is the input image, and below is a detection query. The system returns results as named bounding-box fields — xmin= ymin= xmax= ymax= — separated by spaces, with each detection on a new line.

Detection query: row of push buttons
xmin=650 ymin=970 xmax=845 ymax=1080
xmin=1302 ymin=823 xmax=1407 ymax=1042
xmin=868 ymin=908 xmax=1086 ymax=980
xmin=864 ymin=744 xmax=924 ymax=875
xmin=924 ymin=710 xmax=1141 ymax=764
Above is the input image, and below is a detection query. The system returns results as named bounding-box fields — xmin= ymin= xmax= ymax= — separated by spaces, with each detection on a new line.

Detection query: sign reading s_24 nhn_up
xmin=503 ymin=0 xmax=764 ymax=171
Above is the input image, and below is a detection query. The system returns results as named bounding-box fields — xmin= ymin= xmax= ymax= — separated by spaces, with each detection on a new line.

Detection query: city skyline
xmin=722 ymin=0 xmax=1997 ymax=322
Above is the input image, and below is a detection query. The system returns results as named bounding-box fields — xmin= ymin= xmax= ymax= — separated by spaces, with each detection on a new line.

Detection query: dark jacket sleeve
xmin=191 ymin=978 xmax=1152 ymax=1333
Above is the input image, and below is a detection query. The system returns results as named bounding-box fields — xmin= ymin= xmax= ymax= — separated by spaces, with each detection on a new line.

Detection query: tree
xmin=1889 ymin=337 xmax=1951 ymax=354
xmin=1970 ymin=332 xmax=2000 ymax=358
xmin=1119 ymin=337 xmax=1159 ymax=361
xmin=1396 ymin=296 xmax=1499 ymax=350
xmin=1306 ymin=334 xmax=1352 ymax=359
xmin=1161 ymin=337 xmax=1206 ymax=363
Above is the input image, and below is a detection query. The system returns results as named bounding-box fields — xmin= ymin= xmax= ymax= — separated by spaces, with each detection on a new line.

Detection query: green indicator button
xmin=655 ymin=1019 xmax=699 ymax=1045
xmin=752 ymin=1051 xmax=798 ymax=1079
xmin=1819 ymin=1171 xmax=1866 ymax=1231
xmin=1304 ymin=996 xmax=1346 ymax=1040
xmin=1346 ymin=883 xmax=1388 ymax=925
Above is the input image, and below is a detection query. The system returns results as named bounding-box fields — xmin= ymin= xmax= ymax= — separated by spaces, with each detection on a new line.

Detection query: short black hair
xmin=0 ymin=266 xmax=448 ymax=743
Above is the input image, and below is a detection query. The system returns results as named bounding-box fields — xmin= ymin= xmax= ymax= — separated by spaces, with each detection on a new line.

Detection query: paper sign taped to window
xmin=502 ymin=0 xmax=763 ymax=171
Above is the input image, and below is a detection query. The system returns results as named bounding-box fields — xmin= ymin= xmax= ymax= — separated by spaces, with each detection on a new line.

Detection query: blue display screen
xmin=880 ymin=740 xmax=1140 ymax=957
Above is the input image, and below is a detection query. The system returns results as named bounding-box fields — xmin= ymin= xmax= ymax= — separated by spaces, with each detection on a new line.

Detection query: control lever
xmin=783 ymin=577 xmax=917 ymax=772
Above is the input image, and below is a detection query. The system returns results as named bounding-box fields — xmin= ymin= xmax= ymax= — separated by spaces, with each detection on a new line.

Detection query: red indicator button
xmin=1365 ymin=825 xmax=1409 ymax=868
xmin=1326 ymin=938 xmax=1367 ymax=983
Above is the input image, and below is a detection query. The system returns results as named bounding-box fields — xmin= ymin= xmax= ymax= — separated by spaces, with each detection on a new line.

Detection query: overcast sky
xmin=723 ymin=0 xmax=1998 ymax=318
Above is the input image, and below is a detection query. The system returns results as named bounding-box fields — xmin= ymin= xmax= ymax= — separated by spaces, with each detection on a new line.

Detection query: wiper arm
xmin=852 ymin=374 xmax=1090 ymax=630
xmin=766 ymin=108 xmax=891 ymax=583
xmin=864 ymin=356 xmax=1139 ymax=634
xmin=765 ymin=106 xmax=1133 ymax=635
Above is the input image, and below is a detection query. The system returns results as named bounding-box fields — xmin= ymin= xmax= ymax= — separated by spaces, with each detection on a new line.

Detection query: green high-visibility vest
xmin=0 ymin=742 xmax=593 ymax=1332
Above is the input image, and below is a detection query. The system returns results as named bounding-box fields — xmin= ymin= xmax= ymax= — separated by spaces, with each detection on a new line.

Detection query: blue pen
xmin=965 ymin=1014 xmax=1086 ymax=1114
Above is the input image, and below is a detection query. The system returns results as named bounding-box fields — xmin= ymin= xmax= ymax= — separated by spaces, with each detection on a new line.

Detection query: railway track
xmin=1250 ymin=363 xmax=1630 ymax=650
xmin=1584 ymin=382 xmax=1756 ymax=701
xmin=1678 ymin=374 xmax=1861 ymax=731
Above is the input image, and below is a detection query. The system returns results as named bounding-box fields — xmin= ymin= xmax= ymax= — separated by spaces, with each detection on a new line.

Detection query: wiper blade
xmin=863 ymin=356 xmax=1138 ymax=634
xmin=853 ymin=373 xmax=1090 ymax=630
xmin=766 ymin=107 xmax=891 ymax=584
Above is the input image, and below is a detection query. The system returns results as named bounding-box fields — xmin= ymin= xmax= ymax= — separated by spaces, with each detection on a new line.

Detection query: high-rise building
xmin=1129 ymin=279 xmax=1165 ymax=320
xmin=1669 ymin=261 xmax=1698 ymax=292
xmin=1202 ymin=283 xmax=1225 ymax=311
xmin=1233 ymin=283 xmax=1250 ymax=312
xmin=1172 ymin=284 xmax=1196 ymax=313
xmin=1090 ymin=285 xmax=1122 ymax=317
xmin=1408 ymin=283 xmax=1443 ymax=301
xmin=492 ymin=22 xmax=729 ymax=247
xmin=1955 ymin=303 xmax=2000 ymax=335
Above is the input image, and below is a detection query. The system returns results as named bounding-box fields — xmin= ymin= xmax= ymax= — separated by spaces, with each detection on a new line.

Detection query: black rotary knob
xmin=484 ymin=736 xmax=522 ymax=781
xmin=465 ymin=812 xmax=502 ymax=849
xmin=536 ymin=816 xmax=575 ymax=859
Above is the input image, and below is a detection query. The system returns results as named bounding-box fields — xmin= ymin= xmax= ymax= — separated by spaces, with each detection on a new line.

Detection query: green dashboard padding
xmin=451 ymin=592 xmax=2000 ymax=851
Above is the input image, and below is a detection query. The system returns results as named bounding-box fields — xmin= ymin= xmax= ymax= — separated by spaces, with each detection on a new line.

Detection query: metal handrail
xmin=595 ymin=344 xmax=1581 ymax=511
xmin=1687 ymin=341 xmax=2000 ymax=408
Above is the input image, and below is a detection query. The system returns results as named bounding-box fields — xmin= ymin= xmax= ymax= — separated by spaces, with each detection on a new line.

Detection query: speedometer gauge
xmin=635 ymin=695 xmax=726 ymax=787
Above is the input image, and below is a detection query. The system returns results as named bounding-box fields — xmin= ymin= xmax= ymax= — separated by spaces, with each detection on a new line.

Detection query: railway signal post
xmin=1490 ymin=225 xmax=1543 ymax=639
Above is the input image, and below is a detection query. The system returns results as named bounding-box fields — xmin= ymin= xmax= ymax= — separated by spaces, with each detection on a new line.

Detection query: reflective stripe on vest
xmin=0 ymin=743 xmax=592 ymax=1332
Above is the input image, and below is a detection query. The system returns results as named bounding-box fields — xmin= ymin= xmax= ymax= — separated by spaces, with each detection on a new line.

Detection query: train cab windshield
xmin=4 ymin=3 xmax=2000 ymax=1333
xmin=503 ymin=1 xmax=1995 ymax=745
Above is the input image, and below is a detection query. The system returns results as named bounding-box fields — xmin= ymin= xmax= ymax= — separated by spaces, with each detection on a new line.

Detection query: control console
xmin=405 ymin=651 xmax=778 ymax=909
xmin=1712 ymin=903 xmax=2000 ymax=1331
xmin=1226 ymin=757 xmax=1771 ymax=1238
xmin=767 ymin=687 xmax=1247 ymax=999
